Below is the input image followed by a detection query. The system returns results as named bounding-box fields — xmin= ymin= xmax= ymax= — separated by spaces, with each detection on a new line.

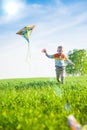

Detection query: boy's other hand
xmin=72 ymin=63 xmax=75 ymax=69
xmin=72 ymin=63 xmax=75 ymax=66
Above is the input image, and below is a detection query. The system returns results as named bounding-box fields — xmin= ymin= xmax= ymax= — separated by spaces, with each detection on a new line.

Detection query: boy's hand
xmin=72 ymin=63 xmax=75 ymax=66
xmin=72 ymin=63 xmax=75 ymax=69
xmin=42 ymin=48 xmax=47 ymax=53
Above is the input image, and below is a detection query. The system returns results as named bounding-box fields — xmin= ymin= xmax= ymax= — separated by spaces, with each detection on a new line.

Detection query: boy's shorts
xmin=55 ymin=66 xmax=65 ymax=78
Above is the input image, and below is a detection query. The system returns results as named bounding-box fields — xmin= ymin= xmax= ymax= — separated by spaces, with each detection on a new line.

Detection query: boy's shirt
xmin=46 ymin=53 xmax=73 ymax=67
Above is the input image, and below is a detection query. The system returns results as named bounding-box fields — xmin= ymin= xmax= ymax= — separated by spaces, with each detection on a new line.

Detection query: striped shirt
xmin=46 ymin=53 xmax=73 ymax=67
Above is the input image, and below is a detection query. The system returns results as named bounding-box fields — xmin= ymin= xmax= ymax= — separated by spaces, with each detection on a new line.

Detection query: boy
xmin=42 ymin=46 xmax=74 ymax=84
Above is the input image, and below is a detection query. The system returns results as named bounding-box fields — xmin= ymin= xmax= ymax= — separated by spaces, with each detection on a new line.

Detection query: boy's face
xmin=57 ymin=47 xmax=63 ymax=54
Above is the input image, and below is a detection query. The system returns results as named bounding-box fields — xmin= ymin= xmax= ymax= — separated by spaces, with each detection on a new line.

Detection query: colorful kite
xmin=16 ymin=25 xmax=35 ymax=43
xmin=16 ymin=25 xmax=35 ymax=61
xmin=68 ymin=115 xmax=81 ymax=130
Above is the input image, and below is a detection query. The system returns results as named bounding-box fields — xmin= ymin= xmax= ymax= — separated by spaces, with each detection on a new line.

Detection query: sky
xmin=0 ymin=0 xmax=87 ymax=79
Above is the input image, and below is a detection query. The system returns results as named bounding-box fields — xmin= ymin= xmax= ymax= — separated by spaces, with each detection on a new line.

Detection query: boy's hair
xmin=57 ymin=46 xmax=63 ymax=53
xmin=58 ymin=45 xmax=63 ymax=49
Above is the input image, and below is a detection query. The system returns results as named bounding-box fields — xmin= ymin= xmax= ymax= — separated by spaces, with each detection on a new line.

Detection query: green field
xmin=0 ymin=76 xmax=87 ymax=130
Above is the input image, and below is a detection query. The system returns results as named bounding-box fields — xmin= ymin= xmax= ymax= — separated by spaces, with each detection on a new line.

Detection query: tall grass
xmin=0 ymin=76 xmax=87 ymax=130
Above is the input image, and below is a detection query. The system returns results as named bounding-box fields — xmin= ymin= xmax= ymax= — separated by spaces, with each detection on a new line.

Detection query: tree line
xmin=66 ymin=49 xmax=87 ymax=75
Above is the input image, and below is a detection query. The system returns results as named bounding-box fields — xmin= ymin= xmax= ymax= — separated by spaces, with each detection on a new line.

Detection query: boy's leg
xmin=60 ymin=67 xmax=65 ymax=84
xmin=55 ymin=67 xmax=61 ymax=82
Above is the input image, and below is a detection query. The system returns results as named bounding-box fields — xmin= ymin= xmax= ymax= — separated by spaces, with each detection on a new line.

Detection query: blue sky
xmin=0 ymin=0 xmax=87 ymax=79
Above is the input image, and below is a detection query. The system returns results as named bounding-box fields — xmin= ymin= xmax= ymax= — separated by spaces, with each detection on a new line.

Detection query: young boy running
xmin=42 ymin=46 xmax=74 ymax=84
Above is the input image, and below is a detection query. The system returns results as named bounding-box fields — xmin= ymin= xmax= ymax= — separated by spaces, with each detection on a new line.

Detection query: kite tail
xmin=26 ymin=42 xmax=31 ymax=63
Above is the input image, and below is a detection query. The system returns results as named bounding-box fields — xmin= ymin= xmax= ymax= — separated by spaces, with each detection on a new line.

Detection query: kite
xmin=16 ymin=25 xmax=35 ymax=61
xmin=68 ymin=115 xmax=81 ymax=130
xmin=16 ymin=25 xmax=35 ymax=43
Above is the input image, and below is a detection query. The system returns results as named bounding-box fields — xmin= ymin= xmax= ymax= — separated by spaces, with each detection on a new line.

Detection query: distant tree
xmin=66 ymin=49 xmax=87 ymax=75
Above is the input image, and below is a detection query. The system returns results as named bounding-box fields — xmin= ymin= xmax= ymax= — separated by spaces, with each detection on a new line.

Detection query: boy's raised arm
xmin=42 ymin=48 xmax=54 ymax=58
